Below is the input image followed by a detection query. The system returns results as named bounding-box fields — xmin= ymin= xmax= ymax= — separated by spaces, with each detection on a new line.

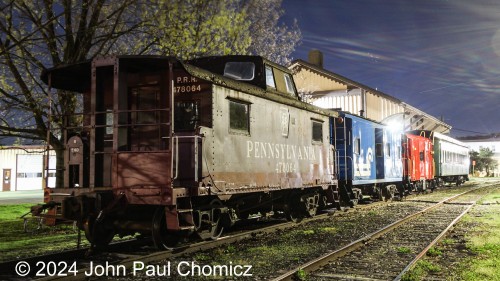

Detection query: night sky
xmin=282 ymin=0 xmax=500 ymax=137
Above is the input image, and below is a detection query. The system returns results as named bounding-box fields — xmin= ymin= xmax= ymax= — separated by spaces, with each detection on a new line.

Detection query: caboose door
xmin=172 ymin=100 xmax=203 ymax=187
xmin=375 ymin=128 xmax=385 ymax=179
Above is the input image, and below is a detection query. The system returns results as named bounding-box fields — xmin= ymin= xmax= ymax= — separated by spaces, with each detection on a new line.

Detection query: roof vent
xmin=308 ymin=49 xmax=323 ymax=68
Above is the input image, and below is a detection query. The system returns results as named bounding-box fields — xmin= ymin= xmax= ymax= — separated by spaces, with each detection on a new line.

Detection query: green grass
xmin=0 ymin=203 xmax=34 ymax=220
xmin=295 ymin=268 xmax=307 ymax=280
xmin=459 ymin=205 xmax=500 ymax=281
xmin=426 ymin=247 xmax=442 ymax=257
xmin=477 ymin=187 xmax=500 ymax=204
xmin=0 ymin=203 xmax=85 ymax=262
xmin=401 ymin=260 xmax=441 ymax=281
xmin=301 ymin=229 xmax=315 ymax=235
xmin=440 ymin=238 xmax=454 ymax=245
xmin=319 ymin=226 xmax=336 ymax=233
xmin=418 ymin=260 xmax=441 ymax=272
xmin=0 ymin=203 xmax=139 ymax=262
xmin=402 ymin=202 xmax=500 ymax=281
xmin=397 ymin=246 xmax=412 ymax=254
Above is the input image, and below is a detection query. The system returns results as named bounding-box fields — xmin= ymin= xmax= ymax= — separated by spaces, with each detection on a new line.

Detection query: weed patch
xmin=397 ymin=246 xmax=412 ymax=254
xmin=426 ymin=247 xmax=442 ymax=257
xmin=458 ymin=205 xmax=500 ymax=280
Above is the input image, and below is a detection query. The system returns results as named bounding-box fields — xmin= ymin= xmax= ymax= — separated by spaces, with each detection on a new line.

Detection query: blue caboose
xmin=332 ymin=112 xmax=403 ymax=205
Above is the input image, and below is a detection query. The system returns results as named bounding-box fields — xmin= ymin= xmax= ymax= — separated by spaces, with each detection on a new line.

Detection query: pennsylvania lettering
xmin=246 ymin=141 xmax=317 ymax=161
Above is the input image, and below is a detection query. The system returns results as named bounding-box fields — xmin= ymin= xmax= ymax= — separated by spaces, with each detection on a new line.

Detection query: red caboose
xmin=402 ymin=134 xmax=435 ymax=192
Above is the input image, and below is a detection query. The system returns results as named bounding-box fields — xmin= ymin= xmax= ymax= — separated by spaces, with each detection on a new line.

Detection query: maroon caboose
xmin=402 ymin=133 xmax=435 ymax=192
xmin=39 ymin=55 xmax=340 ymax=248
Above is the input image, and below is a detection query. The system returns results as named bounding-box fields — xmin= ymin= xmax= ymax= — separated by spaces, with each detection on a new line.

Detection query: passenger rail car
xmin=408 ymin=130 xmax=469 ymax=186
xmin=40 ymin=55 xmax=340 ymax=248
xmin=333 ymin=112 xmax=403 ymax=204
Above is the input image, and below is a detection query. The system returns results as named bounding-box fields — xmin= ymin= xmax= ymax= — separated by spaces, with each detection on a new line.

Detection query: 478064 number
xmin=175 ymin=84 xmax=201 ymax=93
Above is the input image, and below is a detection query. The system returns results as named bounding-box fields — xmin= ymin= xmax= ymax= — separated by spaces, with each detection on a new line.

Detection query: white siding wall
xmin=0 ymin=147 xmax=56 ymax=191
xmin=311 ymin=89 xmax=362 ymax=115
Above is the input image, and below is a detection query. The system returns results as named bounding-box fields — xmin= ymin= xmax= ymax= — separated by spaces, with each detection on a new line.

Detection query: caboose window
xmin=175 ymin=101 xmax=200 ymax=131
xmin=312 ymin=120 xmax=323 ymax=143
xmin=385 ymin=143 xmax=391 ymax=157
xmin=105 ymin=110 xmax=113 ymax=135
xmin=229 ymin=100 xmax=250 ymax=134
xmin=224 ymin=62 xmax=255 ymax=81
xmin=354 ymin=138 xmax=360 ymax=155
xmin=376 ymin=143 xmax=383 ymax=157
xmin=265 ymin=65 xmax=276 ymax=88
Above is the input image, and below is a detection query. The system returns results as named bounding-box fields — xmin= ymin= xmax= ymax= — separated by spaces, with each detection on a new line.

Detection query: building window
xmin=224 ymin=62 xmax=255 ymax=81
xmin=229 ymin=100 xmax=250 ymax=134
xmin=284 ymin=74 xmax=295 ymax=95
xmin=17 ymin=172 xmax=43 ymax=178
xmin=265 ymin=65 xmax=275 ymax=88
xmin=312 ymin=120 xmax=323 ymax=143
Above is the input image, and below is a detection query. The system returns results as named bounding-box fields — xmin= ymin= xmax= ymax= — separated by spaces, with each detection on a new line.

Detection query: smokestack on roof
xmin=308 ymin=49 xmax=323 ymax=68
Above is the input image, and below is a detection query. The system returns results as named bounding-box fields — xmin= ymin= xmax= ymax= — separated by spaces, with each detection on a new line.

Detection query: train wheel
xmin=152 ymin=206 xmax=179 ymax=250
xmin=196 ymin=199 xmax=225 ymax=240
xmin=303 ymin=193 xmax=320 ymax=217
xmin=284 ymin=194 xmax=304 ymax=222
xmin=83 ymin=216 xmax=115 ymax=247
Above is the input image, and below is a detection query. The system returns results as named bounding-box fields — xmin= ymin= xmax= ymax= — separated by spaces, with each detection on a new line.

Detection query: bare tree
xmin=0 ymin=0 xmax=142 ymax=186
xmin=0 ymin=0 xmax=301 ymax=187
xmin=242 ymin=0 xmax=302 ymax=65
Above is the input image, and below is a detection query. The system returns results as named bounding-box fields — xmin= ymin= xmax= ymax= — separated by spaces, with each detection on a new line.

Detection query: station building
xmin=0 ymin=146 xmax=55 ymax=192
xmin=289 ymin=50 xmax=451 ymax=133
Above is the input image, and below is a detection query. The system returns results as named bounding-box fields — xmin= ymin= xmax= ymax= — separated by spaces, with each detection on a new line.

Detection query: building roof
xmin=290 ymin=59 xmax=401 ymax=103
xmin=458 ymin=134 xmax=500 ymax=142
xmin=289 ymin=58 xmax=451 ymax=132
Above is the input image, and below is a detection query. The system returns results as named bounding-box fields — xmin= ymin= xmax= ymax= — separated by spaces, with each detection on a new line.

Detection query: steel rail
xmin=37 ymin=209 xmax=340 ymax=281
xmin=271 ymin=187 xmax=480 ymax=281
xmin=10 ymin=185 xmax=483 ymax=280
xmin=38 ymin=201 xmax=390 ymax=281
xmin=394 ymin=203 xmax=474 ymax=281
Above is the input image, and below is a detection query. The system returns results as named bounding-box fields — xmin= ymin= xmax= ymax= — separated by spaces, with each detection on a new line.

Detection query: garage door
xmin=16 ymin=155 xmax=56 ymax=190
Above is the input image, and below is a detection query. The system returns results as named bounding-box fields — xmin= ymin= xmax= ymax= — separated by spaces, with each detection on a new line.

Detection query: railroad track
xmin=1 ymin=182 xmax=492 ymax=280
xmin=271 ymin=184 xmax=494 ymax=281
xmin=1 ymin=197 xmax=398 ymax=280
xmin=0 ymin=207 xmax=343 ymax=280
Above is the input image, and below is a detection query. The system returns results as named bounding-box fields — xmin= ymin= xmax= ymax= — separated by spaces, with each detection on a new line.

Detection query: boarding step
xmin=177 ymin=209 xmax=193 ymax=213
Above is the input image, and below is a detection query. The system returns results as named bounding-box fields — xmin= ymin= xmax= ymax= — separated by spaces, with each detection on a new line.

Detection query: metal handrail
xmin=167 ymin=135 xmax=202 ymax=182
